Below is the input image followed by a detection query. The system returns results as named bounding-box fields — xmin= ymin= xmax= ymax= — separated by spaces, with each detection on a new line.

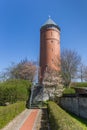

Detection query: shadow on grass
xmin=39 ymin=108 xmax=50 ymax=130
xmin=67 ymin=111 xmax=87 ymax=127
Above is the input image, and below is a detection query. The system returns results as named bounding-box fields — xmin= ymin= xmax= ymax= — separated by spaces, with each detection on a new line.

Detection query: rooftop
xmin=43 ymin=17 xmax=57 ymax=26
xmin=41 ymin=17 xmax=60 ymax=30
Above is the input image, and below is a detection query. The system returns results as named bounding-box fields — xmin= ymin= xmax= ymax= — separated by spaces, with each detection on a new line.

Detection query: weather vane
xmin=48 ymin=15 xmax=51 ymax=19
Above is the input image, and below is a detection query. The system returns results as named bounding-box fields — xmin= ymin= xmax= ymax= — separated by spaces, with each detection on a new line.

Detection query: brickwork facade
xmin=39 ymin=18 xmax=60 ymax=83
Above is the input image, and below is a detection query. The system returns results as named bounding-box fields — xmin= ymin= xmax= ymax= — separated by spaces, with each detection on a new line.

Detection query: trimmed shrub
xmin=0 ymin=79 xmax=31 ymax=105
xmin=0 ymin=101 xmax=26 ymax=129
xmin=63 ymin=88 xmax=75 ymax=94
xmin=48 ymin=101 xmax=87 ymax=130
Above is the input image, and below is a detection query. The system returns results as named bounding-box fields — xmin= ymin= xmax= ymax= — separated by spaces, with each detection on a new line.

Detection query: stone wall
xmin=59 ymin=96 xmax=87 ymax=119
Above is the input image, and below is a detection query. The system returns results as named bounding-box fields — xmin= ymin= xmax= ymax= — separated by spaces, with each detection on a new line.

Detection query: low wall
xmin=59 ymin=96 xmax=87 ymax=119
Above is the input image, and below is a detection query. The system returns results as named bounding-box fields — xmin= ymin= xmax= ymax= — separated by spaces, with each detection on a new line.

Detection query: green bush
xmin=70 ymin=82 xmax=87 ymax=88
xmin=63 ymin=88 xmax=75 ymax=94
xmin=0 ymin=101 xmax=26 ymax=129
xmin=48 ymin=101 xmax=87 ymax=130
xmin=0 ymin=79 xmax=31 ymax=105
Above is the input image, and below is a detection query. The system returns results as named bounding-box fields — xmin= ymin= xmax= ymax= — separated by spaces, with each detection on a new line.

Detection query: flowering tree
xmin=11 ymin=62 xmax=36 ymax=81
xmin=43 ymin=67 xmax=64 ymax=100
xmin=1 ymin=59 xmax=36 ymax=82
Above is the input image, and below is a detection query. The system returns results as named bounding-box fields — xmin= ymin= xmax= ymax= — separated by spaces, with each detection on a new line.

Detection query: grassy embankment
xmin=63 ymin=82 xmax=87 ymax=94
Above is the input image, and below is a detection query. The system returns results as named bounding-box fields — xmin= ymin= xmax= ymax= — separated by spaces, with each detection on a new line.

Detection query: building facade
xmin=39 ymin=18 xmax=60 ymax=83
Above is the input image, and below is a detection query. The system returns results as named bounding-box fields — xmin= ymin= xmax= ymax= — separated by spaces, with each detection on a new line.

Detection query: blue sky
xmin=0 ymin=0 xmax=87 ymax=71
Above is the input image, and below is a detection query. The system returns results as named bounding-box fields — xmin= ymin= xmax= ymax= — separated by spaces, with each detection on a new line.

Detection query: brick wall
xmin=39 ymin=27 xmax=60 ymax=82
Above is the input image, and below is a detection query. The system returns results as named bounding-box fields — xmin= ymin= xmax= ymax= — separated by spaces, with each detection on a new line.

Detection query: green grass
xmin=48 ymin=101 xmax=87 ymax=130
xmin=0 ymin=101 xmax=26 ymax=129
xmin=70 ymin=82 xmax=87 ymax=88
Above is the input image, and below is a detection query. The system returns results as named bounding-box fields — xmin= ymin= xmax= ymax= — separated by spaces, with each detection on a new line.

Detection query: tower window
xmin=51 ymin=40 xmax=53 ymax=43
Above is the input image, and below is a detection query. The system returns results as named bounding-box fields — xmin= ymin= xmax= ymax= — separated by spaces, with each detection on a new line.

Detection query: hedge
xmin=63 ymin=88 xmax=75 ymax=94
xmin=0 ymin=101 xmax=26 ymax=129
xmin=48 ymin=101 xmax=87 ymax=130
xmin=0 ymin=79 xmax=31 ymax=105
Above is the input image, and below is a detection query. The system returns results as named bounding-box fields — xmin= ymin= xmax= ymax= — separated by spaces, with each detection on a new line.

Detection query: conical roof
xmin=43 ymin=17 xmax=57 ymax=26
xmin=41 ymin=17 xmax=60 ymax=31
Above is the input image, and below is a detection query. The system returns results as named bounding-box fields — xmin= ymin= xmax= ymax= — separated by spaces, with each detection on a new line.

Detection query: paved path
xmin=20 ymin=109 xmax=39 ymax=130
xmin=1 ymin=109 xmax=41 ymax=130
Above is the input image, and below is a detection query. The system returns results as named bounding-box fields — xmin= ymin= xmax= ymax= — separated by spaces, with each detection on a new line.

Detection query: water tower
xmin=39 ymin=17 xmax=61 ymax=83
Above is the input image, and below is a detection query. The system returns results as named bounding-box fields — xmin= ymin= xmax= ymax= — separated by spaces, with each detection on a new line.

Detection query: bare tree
xmin=77 ymin=63 xmax=86 ymax=82
xmin=43 ymin=66 xmax=64 ymax=100
xmin=61 ymin=49 xmax=81 ymax=86
xmin=77 ymin=63 xmax=87 ymax=82
xmin=82 ymin=66 xmax=87 ymax=81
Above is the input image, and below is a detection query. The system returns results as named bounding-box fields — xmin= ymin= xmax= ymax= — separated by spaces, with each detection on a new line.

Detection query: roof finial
xmin=48 ymin=15 xmax=51 ymax=19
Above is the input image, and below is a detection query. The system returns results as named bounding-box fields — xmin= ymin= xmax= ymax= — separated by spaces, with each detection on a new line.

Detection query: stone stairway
xmin=29 ymin=84 xmax=43 ymax=108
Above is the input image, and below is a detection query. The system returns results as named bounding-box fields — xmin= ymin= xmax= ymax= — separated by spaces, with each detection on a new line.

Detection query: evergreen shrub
xmin=0 ymin=79 xmax=31 ymax=105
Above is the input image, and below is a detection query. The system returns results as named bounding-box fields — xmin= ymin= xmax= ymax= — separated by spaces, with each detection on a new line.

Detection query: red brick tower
xmin=39 ymin=17 xmax=60 ymax=83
